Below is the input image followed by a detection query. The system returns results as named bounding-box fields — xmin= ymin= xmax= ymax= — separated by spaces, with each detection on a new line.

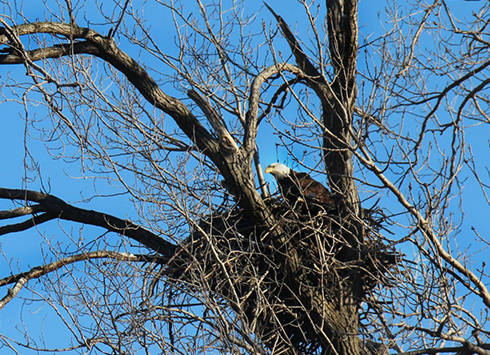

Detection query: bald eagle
xmin=265 ymin=163 xmax=335 ymax=210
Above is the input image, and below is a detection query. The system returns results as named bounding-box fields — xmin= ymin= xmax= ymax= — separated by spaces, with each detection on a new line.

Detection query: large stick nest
xmin=169 ymin=198 xmax=399 ymax=354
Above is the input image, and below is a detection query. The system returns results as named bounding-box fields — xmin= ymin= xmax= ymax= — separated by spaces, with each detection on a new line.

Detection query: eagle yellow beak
xmin=265 ymin=166 xmax=273 ymax=174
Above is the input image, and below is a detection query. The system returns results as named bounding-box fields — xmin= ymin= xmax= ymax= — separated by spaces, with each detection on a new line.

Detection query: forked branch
xmin=0 ymin=20 xmax=276 ymax=229
xmin=0 ymin=188 xmax=177 ymax=258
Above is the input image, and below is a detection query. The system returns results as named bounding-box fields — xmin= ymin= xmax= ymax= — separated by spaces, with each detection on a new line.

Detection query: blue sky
xmin=1 ymin=0 xmax=489 ymax=353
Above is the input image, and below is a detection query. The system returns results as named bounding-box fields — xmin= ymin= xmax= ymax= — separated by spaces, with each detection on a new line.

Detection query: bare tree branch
xmin=0 ymin=1 xmax=489 ymax=354
xmin=0 ymin=250 xmax=162 ymax=310
xmin=0 ymin=188 xmax=176 ymax=258
xmin=0 ymin=20 xmax=278 ymax=235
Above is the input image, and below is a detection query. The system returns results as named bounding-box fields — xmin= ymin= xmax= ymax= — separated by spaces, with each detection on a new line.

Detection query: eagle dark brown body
xmin=265 ymin=163 xmax=335 ymax=210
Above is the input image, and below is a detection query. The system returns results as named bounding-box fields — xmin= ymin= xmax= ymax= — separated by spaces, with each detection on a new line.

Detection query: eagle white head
xmin=265 ymin=163 xmax=291 ymax=180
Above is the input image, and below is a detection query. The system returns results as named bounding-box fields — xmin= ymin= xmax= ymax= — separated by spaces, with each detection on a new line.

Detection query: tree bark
xmin=267 ymin=1 xmax=363 ymax=353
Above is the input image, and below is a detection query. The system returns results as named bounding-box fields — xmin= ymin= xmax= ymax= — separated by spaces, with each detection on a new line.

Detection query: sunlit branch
xmin=0 ymin=19 xmax=282 ymax=234
xmin=352 ymin=142 xmax=490 ymax=309
xmin=0 ymin=20 xmax=221 ymax=164
xmin=0 ymin=251 xmax=163 ymax=310
xmin=244 ymin=62 xmax=306 ymax=154
xmin=187 ymin=89 xmax=239 ymax=153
